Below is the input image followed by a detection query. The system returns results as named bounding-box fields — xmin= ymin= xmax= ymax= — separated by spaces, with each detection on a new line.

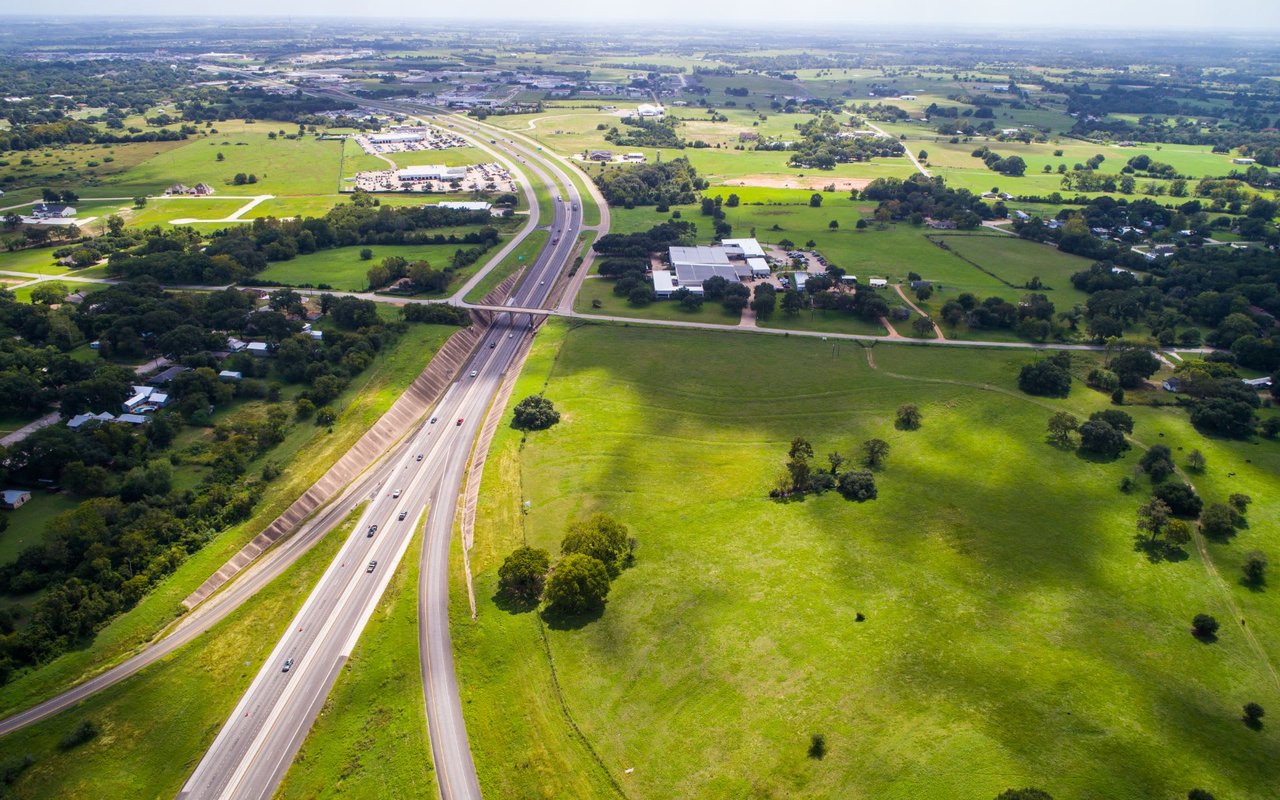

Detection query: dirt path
xmin=865 ymin=122 xmax=930 ymax=177
xmin=861 ymin=347 xmax=1280 ymax=694
xmin=879 ymin=315 xmax=903 ymax=338
xmin=893 ymin=283 xmax=945 ymax=340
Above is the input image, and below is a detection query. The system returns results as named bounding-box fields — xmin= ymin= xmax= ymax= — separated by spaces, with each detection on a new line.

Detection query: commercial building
xmin=0 ymin=490 xmax=30 ymax=510
xmin=435 ymin=201 xmax=492 ymax=211
xmin=721 ymin=238 xmax=767 ymax=259
xmin=370 ymin=132 xmax=424 ymax=144
xmin=395 ymin=165 xmax=468 ymax=183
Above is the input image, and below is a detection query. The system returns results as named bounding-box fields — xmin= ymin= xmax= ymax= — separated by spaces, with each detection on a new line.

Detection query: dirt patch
xmin=722 ymin=175 xmax=873 ymax=191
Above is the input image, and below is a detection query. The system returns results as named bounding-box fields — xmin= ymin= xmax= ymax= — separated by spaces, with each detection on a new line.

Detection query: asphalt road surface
xmin=179 ymin=109 xmax=583 ymax=800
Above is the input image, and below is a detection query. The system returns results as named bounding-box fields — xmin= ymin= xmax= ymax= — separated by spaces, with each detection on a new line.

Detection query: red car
xmin=456 ymin=418 xmax=464 ymax=426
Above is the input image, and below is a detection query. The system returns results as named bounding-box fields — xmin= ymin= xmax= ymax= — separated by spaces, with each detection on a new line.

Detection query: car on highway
xmin=456 ymin=418 xmax=464 ymax=426
xmin=398 ymin=511 xmax=408 ymax=521
xmin=366 ymin=561 xmax=377 ymax=573
xmin=509 ymin=332 xmax=514 ymax=338
xmin=281 ymin=658 xmax=294 ymax=673
xmin=540 ymin=279 xmax=545 ymax=285
xmin=416 ymin=453 xmax=423 ymax=461
xmin=430 ymin=417 xmax=437 ymax=424
xmin=489 ymin=342 xmax=496 ymax=349
xmin=393 ymin=488 xmax=402 ymax=498
xmin=367 ymin=524 xmax=378 ymax=537
xmin=470 ymin=369 xmax=478 ymax=377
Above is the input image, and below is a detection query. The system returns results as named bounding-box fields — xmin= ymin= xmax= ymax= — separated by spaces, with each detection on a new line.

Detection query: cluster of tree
xmin=593 ymin=158 xmax=704 ymax=208
xmin=1018 ymin=352 xmax=1074 ymax=398
xmin=1046 ymin=409 xmax=1134 ymax=459
xmin=861 ymin=174 xmax=998 ymax=228
xmin=363 ymin=247 xmax=494 ymax=294
xmin=106 ymin=202 xmax=498 ymax=284
xmin=786 ymin=115 xmax=905 ymax=169
xmin=939 ymin=291 xmax=1057 ymax=341
xmin=1166 ymin=359 xmax=1267 ymax=439
xmin=604 ymin=116 xmax=685 ymax=148
xmin=970 ymin=146 xmax=1027 ymax=177
xmin=769 ymin=436 xmax=883 ymax=502
xmin=511 ymin=394 xmax=560 ymax=431
xmin=497 ymin=514 xmax=635 ymax=616
xmin=176 ymin=86 xmax=355 ymax=125
xmin=593 ymin=220 xmax=697 ymax=258
xmin=400 ymin=303 xmax=471 ymax=326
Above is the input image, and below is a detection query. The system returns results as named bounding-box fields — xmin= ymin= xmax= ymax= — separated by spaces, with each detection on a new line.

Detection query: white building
xmin=721 ymin=238 xmax=767 ymax=259
xmin=370 ymin=132 xmax=424 ymax=144
xmin=219 ymin=370 xmax=243 ymax=381
xmin=636 ymin=103 xmax=664 ymax=117
xmin=122 ymin=385 xmax=155 ymax=413
xmin=869 ymin=277 xmax=888 ymax=288
xmin=651 ymin=270 xmax=689 ymax=299
xmin=396 ymin=165 xmax=468 ymax=183
xmin=0 ymin=490 xmax=30 ymax=510
xmin=747 ymin=257 xmax=770 ymax=277
xmin=436 ymin=201 xmax=492 ymax=211
xmin=247 ymin=342 xmax=271 ymax=357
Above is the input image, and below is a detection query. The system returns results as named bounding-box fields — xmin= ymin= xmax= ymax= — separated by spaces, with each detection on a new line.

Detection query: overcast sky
xmin=13 ymin=0 xmax=1280 ymax=31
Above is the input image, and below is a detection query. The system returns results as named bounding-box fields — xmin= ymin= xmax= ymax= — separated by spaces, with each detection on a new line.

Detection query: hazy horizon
xmin=6 ymin=0 xmax=1280 ymax=33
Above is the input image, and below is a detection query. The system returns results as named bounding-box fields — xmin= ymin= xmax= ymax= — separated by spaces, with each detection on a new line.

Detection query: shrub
xmin=1154 ymin=483 xmax=1202 ymax=517
xmin=58 ymin=719 xmax=100 ymax=750
xmin=837 ymin=470 xmax=877 ymax=502
xmin=1018 ymin=359 xmax=1071 ymax=397
xmin=1243 ymin=702 xmax=1265 ymax=727
xmin=808 ymin=733 xmax=826 ymax=759
xmin=896 ymin=403 xmax=922 ymax=430
xmin=1243 ymin=550 xmax=1268 ymax=585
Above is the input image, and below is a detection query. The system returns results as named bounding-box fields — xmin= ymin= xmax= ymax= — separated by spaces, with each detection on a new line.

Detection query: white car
xmin=470 ymin=369 xmax=478 ymax=377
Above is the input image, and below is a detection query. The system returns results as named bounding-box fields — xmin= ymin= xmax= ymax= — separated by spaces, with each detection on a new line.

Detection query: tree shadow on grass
xmin=1132 ymin=535 xmax=1189 ymax=564
xmin=491 ymin=591 xmax=540 ymax=616
xmin=1239 ymin=577 xmax=1267 ymax=594
xmin=1191 ymin=629 xmax=1218 ymax=645
xmin=541 ymin=603 xmax=605 ymax=631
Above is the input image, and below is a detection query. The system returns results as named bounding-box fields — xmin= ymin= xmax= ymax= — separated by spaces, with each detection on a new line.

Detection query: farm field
xmin=458 ymin=319 xmax=1280 ymax=800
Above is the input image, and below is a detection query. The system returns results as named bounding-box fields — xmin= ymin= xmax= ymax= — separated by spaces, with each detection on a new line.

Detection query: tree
xmin=359 ymin=248 xmax=374 ymax=261
xmin=808 ymin=733 xmax=826 ymax=759
xmin=1078 ymin=419 xmax=1128 ymax=458
xmin=315 ymin=407 xmax=336 ymax=426
xmin=995 ymin=789 xmax=1053 ymax=800
xmin=562 ymin=513 xmax=630 ymax=577
xmin=1243 ymin=551 xmax=1268 ymax=586
xmin=828 ymin=219 xmax=839 ymax=230
xmin=132 ymin=196 xmax=147 ymax=208
xmin=1186 ymin=449 xmax=1206 ymax=472
xmin=809 ymin=193 xmax=823 ymax=207
xmin=1192 ymin=613 xmax=1219 ymax=639
xmin=1199 ymin=503 xmax=1237 ymax=539
xmin=1243 ymin=702 xmax=1265 ymax=728
xmin=837 ymin=470 xmax=877 ymax=501
xmin=1137 ymin=497 xmax=1172 ymax=541
xmin=1187 ymin=791 xmax=1216 ymax=800
xmin=30 ymin=281 xmax=70 ymax=305
xmin=543 ymin=553 xmax=610 ymax=614
xmin=1154 ymin=483 xmax=1202 ymax=517
xmin=1139 ymin=445 xmax=1176 ymax=483
xmin=780 ymin=289 xmax=803 ymax=316
xmin=861 ymin=438 xmax=890 ymax=469
xmin=896 ymin=404 xmax=922 ymax=430
xmin=789 ymin=436 xmax=814 ymax=461
xmin=911 ymin=315 xmax=935 ymax=336
xmin=1109 ymin=349 xmax=1161 ymax=389
xmin=511 ymin=395 xmax=561 ymax=431
xmin=1046 ymin=412 xmax=1078 ymax=446
xmin=1018 ymin=360 xmax=1071 ymax=397
xmin=497 ymin=546 xmax=550 ymax=605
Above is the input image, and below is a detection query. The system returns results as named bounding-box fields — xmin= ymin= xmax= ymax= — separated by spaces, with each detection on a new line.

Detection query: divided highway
xmin=179 ymin=109 xmax=585 ymax=800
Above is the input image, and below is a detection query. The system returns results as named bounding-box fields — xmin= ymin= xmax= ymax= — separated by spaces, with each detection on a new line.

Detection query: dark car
xmin=367 ymin=524 xmax=377 ymax=537
xmin=366 ymin=560 xmax=377 ymax=573
xmin=282 ymin=658 xmax=294 ymax=673
xmin=398 ymin=511 xmax=408 ymax=521
xmin=456 ymin=418 xmax=464 ymax=426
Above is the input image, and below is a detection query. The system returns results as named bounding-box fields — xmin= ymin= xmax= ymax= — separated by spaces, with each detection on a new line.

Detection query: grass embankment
xmin=457 ymin=319 xmax=1280 ymax=800
xmin=0 ymin=322 xmax=459 ymax=716
xmin=0 ymin=507 xmax=359 ymax=799
xmin=257 ymin=240 xmax=498 ymax=294
xmin=276 ymin=527 xmax=435 ymax=799
xmin=464 ymin=230 xmax=549 ymax=304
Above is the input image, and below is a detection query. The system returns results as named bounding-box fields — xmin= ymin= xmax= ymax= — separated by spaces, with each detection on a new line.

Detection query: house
xmin=738 ymin=131 xmax=759 ymax=142
xmin=122 ymin=385 xmax=155 ymax=412
xmin=117 ymin=413 xmax=151 ymax=426
xmin=928 ymin=219 xmax=958 ymax=230
xmin=1001 ymin=128 xmax=1022 ymax=136
xmin=623 ymin=153 xmax=646 ymax=162
xmin=1233 ymin=157 xmax=1256 ymax=165
xmin=218 ymin=370 xmax=243 ymax=381
xmin=193 ymin=183 xmax=215 ymax=196
xmin=147 ymin=392 xmax=170 ymax=408
xmin=898 ymin=95 xmax=917 ymax=101
xmin=1243 ymin=376 xmax=1273 ymax=389
xmin=1162 ymin=377 xmax=1182 ymax=393
xmin=587 ymin=150 xmax=614 ymax=162
xmin=868 ymin=277 xmax=888 ymax=288
xmin=247 ymin=342 xmax=271 ymax=357
xmin=31 ymin=203 xmax=75 ymax=219
xmin=1013 ymin=210 xmax=1031 ymax=221
xmin=89 ymin=340 xmax=101 ymax=350
xmin=67 ymin=411 xmax=116 ymax=430
xmin=309 ymin=330 xmax=324 ymax=340
xmin=148 ymin=365 xmax=189 ymax=385
xmin=910 ymin=279 xmax=932 ymax=290
xmin=636 ymin=103 xmax=664 ymax=117
xmin=841 ymin=275 xmax=858 ymax=285
xmin=227 ymin=337 xmax=248 ymax=352
xmin=0 ymin=490 xmax=31 ymax=510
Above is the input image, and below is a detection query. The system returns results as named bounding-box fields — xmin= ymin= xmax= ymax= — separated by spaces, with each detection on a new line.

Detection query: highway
xmin=178 ymin=105 xmax=585 ymax=800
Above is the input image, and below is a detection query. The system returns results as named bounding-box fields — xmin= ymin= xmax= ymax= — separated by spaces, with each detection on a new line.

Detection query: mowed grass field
xmin=257 ymin=240 xmax=495 ymax=292
xmin=458 ymin=319 xmax=1280 ymax=800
